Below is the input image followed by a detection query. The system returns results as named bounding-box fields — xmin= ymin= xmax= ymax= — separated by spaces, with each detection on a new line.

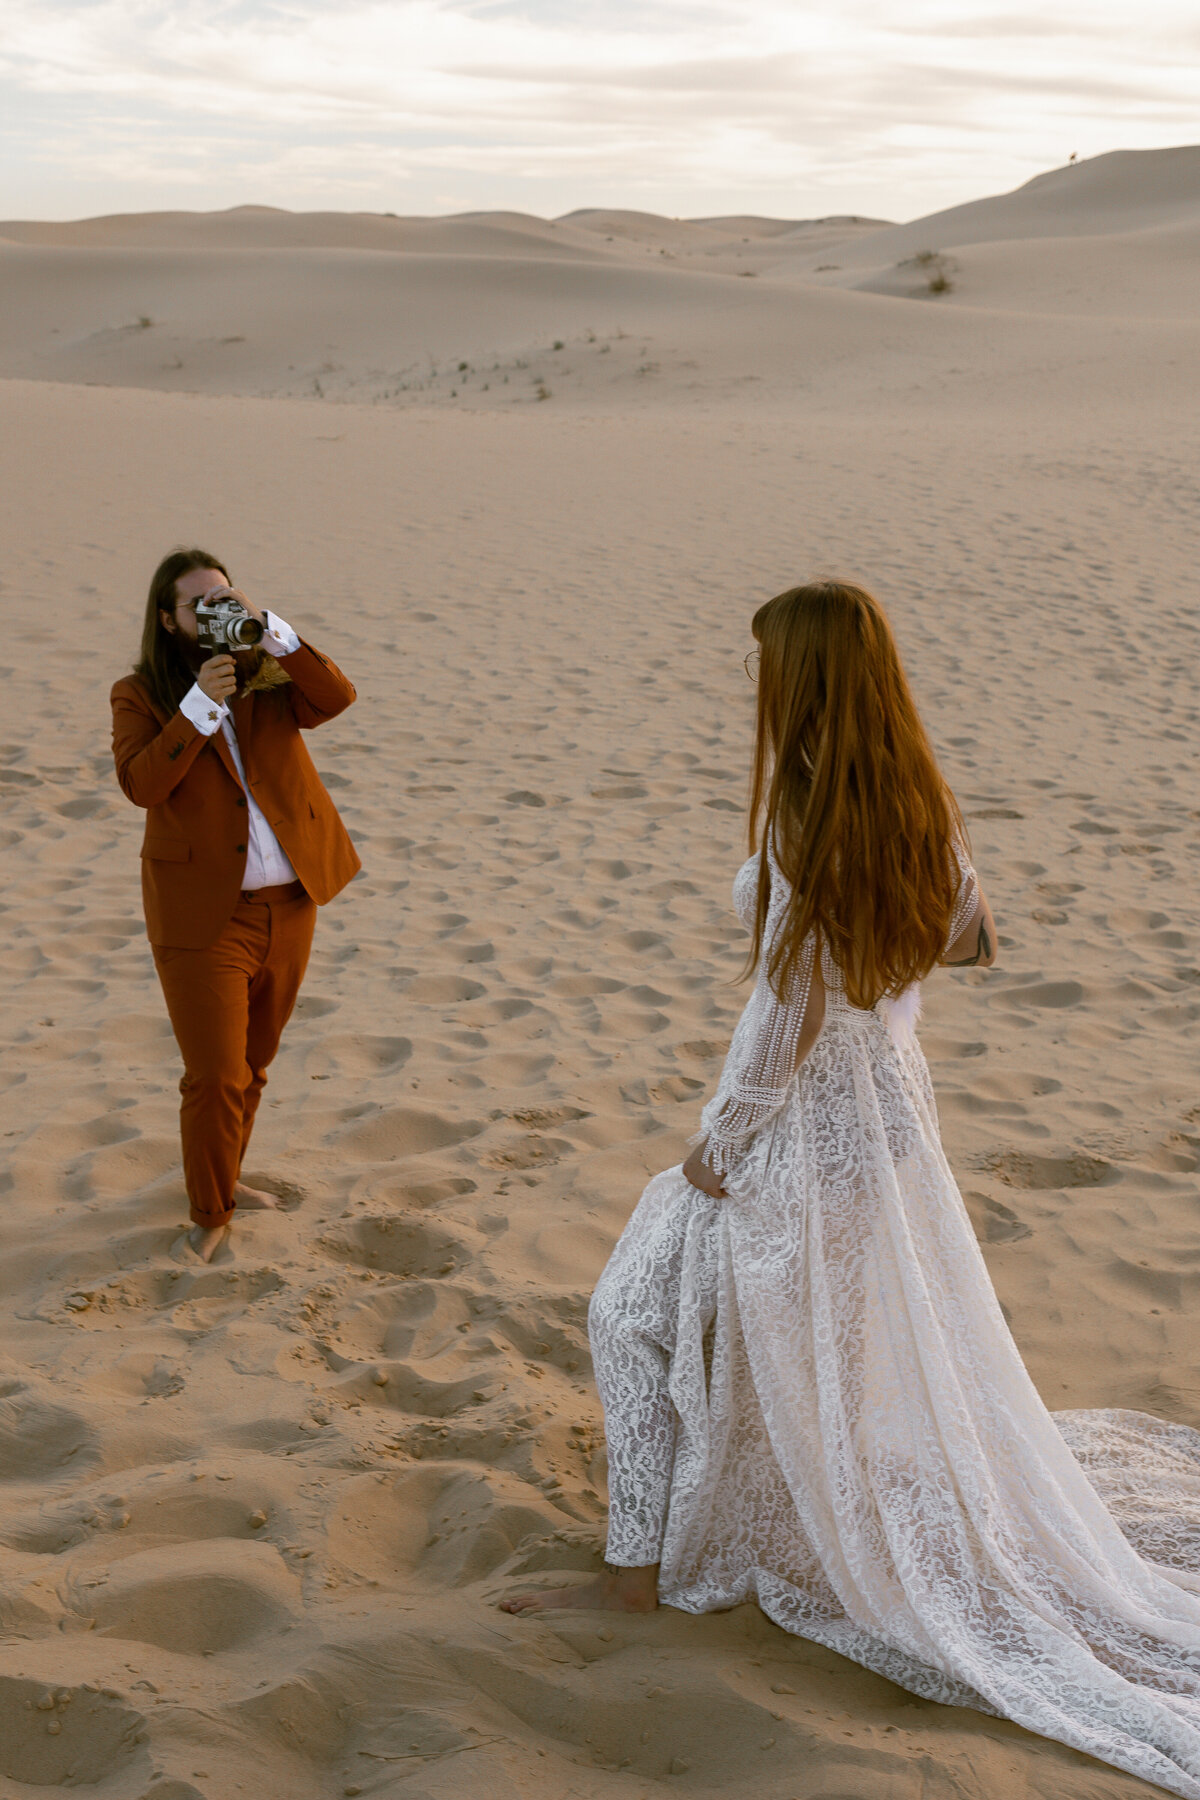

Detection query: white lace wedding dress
xmin=590 ymin=844 xmax=1200 ymax=1796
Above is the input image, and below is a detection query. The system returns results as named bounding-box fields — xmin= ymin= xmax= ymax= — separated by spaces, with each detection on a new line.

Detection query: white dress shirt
xmin=178 ymin=610 xmax=301 ymax=891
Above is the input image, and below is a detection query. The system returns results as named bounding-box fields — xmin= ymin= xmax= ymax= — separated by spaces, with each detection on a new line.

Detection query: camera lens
xmin=230 ymin=615 xmax=265 ymax=647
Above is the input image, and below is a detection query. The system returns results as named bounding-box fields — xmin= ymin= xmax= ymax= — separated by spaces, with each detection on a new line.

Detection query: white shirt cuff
xmin=261 ymin=610 xmax=301 ymax=656
xmin=179 ymin=681 xmax=229 ymax=736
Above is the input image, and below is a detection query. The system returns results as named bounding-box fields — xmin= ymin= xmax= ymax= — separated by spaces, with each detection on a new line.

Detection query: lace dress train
xmin=589 ymin=849 xmax=1200 ymax=1797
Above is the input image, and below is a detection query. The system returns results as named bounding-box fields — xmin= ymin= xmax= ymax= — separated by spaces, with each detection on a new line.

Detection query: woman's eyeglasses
xmin=744 ymin=650 xmax=760 ymax=682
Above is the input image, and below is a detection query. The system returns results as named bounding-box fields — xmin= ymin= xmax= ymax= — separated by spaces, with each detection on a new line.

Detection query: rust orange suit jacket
xmin=111 ymin=639 xmax=361 ymax=948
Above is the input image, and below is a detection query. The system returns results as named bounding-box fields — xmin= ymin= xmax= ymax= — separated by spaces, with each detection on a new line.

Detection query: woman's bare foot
xmin=500 ymin=1563 xmax=658 ymax=1616
xmin=234 ymin=1181 xmax=280 ymax=1210
xmin=188 ymin=1223 xmax=228 ymax=1263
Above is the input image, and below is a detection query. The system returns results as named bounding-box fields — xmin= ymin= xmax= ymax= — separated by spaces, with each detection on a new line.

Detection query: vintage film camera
xmin=195 ymin=591 xmax=265 ymax=655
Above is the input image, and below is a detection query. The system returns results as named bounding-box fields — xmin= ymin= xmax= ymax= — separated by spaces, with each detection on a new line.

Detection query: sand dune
xmin=1 ymin=144 xmax=1199 ymax=1799
xmin=826 ymin=144 xmax=1200 ymax=268
xmin=0 ymin=240 xmax=1193 ymax=408
xmin=848 ymin=215 xmax=1200 ymax=319
xmin=0 ymin=244 xmax=1038 ymax=400
xmin=0 ymin=205 xmax=616 ymax=259
xmin=1 ymin=148 xmax=1196 ymax=415
xmin=0 ymin=203 xmax=888 ymax=258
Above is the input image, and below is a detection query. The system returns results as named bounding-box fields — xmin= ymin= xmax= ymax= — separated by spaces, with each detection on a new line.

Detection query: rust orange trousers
xmin=153 ymin=882 xmax=316 ymax=1227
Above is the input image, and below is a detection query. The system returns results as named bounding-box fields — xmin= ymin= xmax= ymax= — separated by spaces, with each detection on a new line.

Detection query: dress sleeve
xmin=698 ymin=885 xmax=819 ymax=1183
xmin=946 ymin=834 xmax=980 ymax=949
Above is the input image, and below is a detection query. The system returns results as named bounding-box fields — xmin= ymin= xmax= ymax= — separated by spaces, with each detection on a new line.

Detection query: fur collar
xmin=242 ymin=655 xmax=291 ymax=694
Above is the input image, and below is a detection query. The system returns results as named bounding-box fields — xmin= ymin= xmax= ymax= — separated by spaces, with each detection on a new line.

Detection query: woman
xmin=503 ymin=581 xmax=1200 ymax=1797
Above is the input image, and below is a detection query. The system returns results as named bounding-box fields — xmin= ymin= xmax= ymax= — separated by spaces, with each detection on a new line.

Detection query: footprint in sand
xmin=920 ymin=1036 xmax=987 ymax=1060
xmin=330 ymin=1104 xmax=482 ymax=1159
xmin=994 ymin=979 xmax=1085 ymax=1010
xmin=55 ymin=795 xmax=113 ymax=821
xmin=227 ymin=1678 xmax=354 ymax=1782
xmin=984 ymin=1150 xmax=1114 ymax=1190
xmin=54 ymin=1268 xmax=181 ymax=1324
xmin=506 ymin=1104 xmax=591 ymax=1128
xmin=0 ymin=1379 xmax=96 ymax=1481
xmin=673 ymin=1038 xmax=728 ymax=1061
xmin=343 ymin=1356 xmax=490 ymax=1420
xmin=327 ymin=1465 xmax=553 ymax=1587
xmin=4 ymin=1467 xmax=289 ymax=1554
xmin=170 ymin=1268 xmax=286 ymax=1330
xmin=0 ymin=1677 xmax=146 ymax=1787
xmin=1106 ymin=1256 xmax=1200 ymax=1310
xmin=964 ymin=1191 xmax=1034 ymax=1243
xmin=326 ymin=1279 xmax=472 ymax=1363
xmin=479 ymin=1134 xmax=574 ymax=1172
xmin=322 ymin=1281 xmax=501 ymax=1418
xmin=78 ymin=1539 xmax=299 ymax=1654
xmin=292 ymin=993 xmax=339 ymax=1021
xmin=25 ymin=1113 xmax=139 ymax=1157
xmin=57 ymin=1266 xmax=284 ymax=1332
xmin=400 ymin=972 xmax=487 ymax=1004
xmin=305 ymin=1033 xmax=412 ymax=1079
xmin=451 ymin=1627 xmax=805 ymax=1783
xmin=495 ymin=1294 xmax=591 ymax=1379
xmin=359 ymin=1172 xmax=477 ymax=1209
xmin=318 ymin=1213 xmax=482 ymax=1278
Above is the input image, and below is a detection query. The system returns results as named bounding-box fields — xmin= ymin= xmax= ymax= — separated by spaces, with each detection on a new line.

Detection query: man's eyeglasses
xmin=744 ymin=650 xmax=760 ymax=682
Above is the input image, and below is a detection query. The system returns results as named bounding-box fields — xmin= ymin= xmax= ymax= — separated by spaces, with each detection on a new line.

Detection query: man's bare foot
xmin=188 ymin=1223 xmax=228 ymax=1263
xmin=500 ymin=1564 xmax=658 ymax=1616
xmin=234 ymin=1181 xmax=280 ymax=1211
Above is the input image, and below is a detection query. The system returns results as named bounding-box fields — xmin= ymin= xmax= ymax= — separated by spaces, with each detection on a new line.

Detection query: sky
xmin=0 ymin=0 xmax=1197 ymax=224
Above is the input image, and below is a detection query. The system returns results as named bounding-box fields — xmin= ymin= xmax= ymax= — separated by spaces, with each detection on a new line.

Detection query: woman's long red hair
xmin=747 ymin=580 xmax=966 ymax=1011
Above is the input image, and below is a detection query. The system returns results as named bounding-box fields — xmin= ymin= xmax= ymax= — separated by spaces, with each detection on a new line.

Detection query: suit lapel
xmin=209 ymin=729 xmax=239 ymax=788
xmin=207 ymin=695 xmax=249 ymax=790
xmin=231 ymin=690 xmax=254 ymax=754
xmin=229 ymin=690 xmax=257 ymax=793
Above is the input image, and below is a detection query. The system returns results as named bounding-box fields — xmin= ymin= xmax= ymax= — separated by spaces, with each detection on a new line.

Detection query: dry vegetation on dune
xmin=0 ymin=146 xmax=1198 ymax=1799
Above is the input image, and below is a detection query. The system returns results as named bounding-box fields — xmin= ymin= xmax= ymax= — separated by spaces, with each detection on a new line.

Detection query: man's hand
xmin=197 ymin=654 xmax=237 ymax=705
xmin=682 ymin=1138 xmax=726 ymax=1198
xmin=206 ymin=583 xmax=267 ymax=629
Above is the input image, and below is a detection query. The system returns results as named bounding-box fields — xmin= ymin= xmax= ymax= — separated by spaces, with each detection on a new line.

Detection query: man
xmin=111 ymin=547 xmax=360 ymax=1260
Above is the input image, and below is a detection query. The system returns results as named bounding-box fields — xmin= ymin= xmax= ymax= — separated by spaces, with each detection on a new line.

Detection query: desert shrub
xmin=897 ymin=249 xmax=954 ymax=295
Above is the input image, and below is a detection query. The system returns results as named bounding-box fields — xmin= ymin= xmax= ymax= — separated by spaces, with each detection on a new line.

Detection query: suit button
xmin=235 ymin=844 xmax=246 ymax=853
xmin=236 ymin=797 xmax=247 ymax=808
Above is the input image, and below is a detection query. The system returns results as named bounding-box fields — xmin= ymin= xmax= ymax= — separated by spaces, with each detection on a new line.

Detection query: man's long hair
xmin=134 ymin=547 xmax=285 ymax=716
xmin=747 ymin=580 xmax=966 ymax=1011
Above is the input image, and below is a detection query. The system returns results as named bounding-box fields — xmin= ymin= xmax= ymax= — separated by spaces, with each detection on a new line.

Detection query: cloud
xmin=0 ymin=0 xmax=1197 ymax=220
